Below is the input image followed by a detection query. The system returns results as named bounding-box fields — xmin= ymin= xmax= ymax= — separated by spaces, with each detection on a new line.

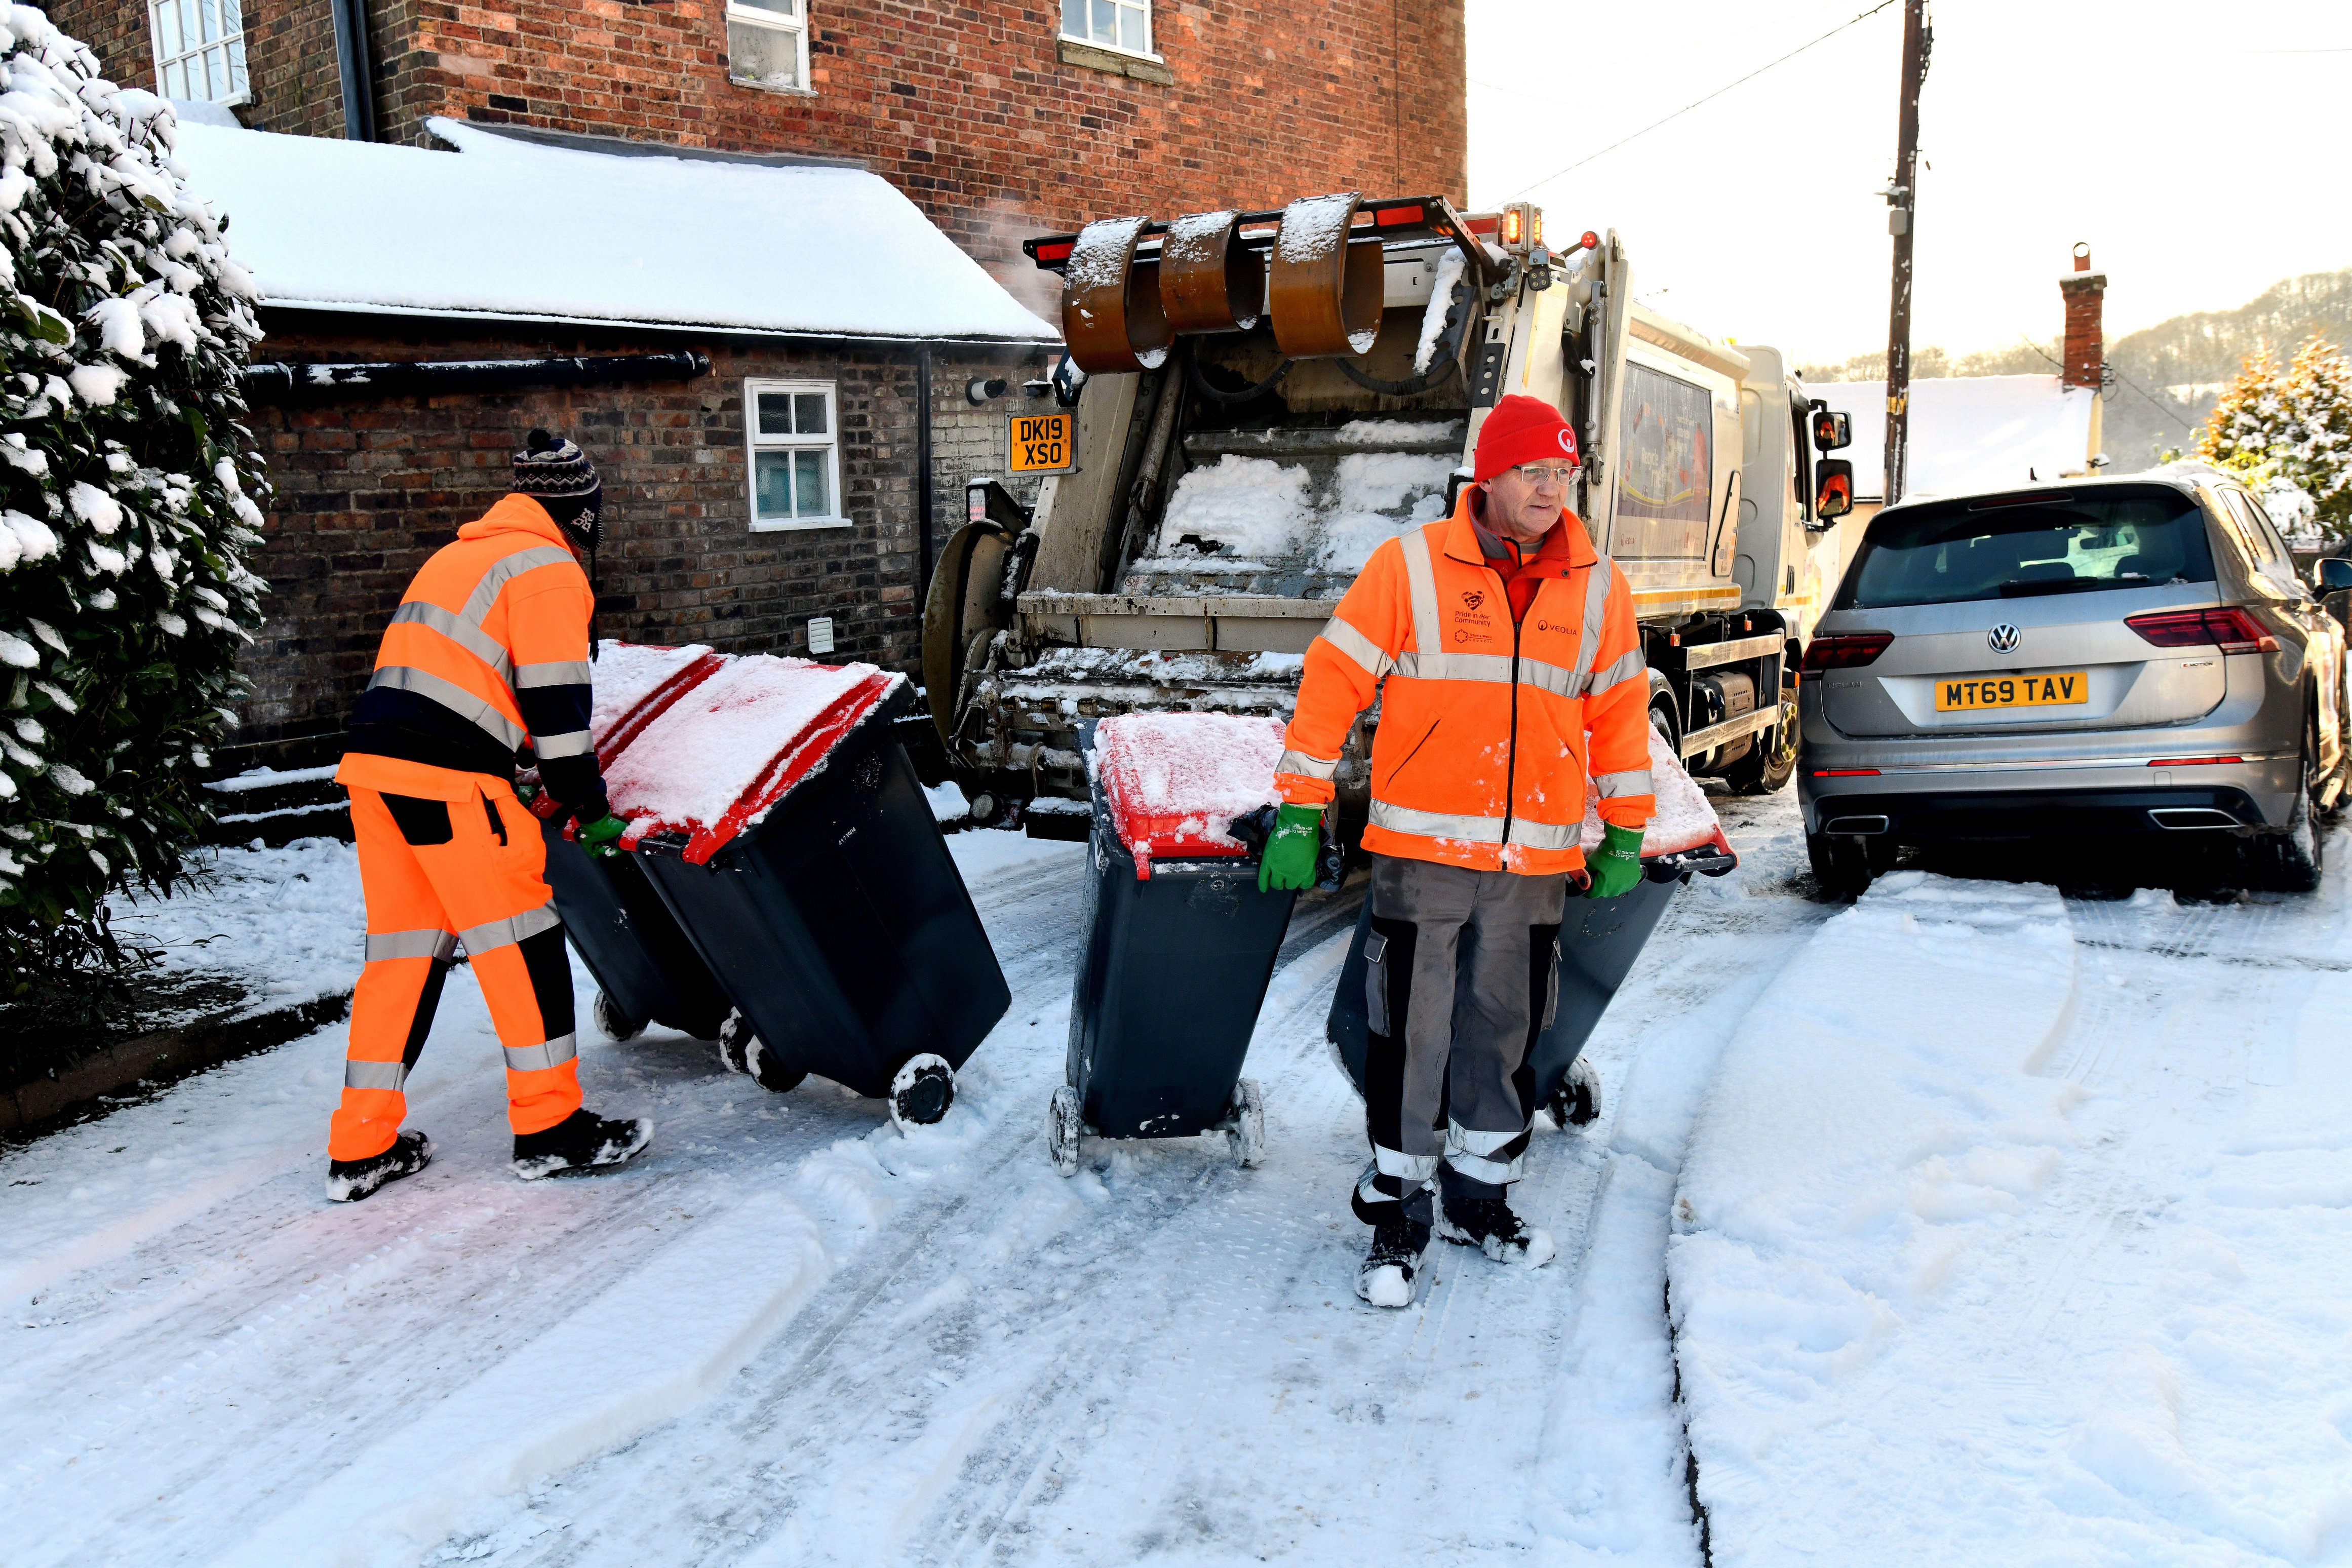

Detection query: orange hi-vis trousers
xmin=328 ymin=777 xmax=583 ymax=1162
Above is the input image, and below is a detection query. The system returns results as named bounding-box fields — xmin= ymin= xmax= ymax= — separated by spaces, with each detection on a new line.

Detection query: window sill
xmin=1056 ymin=36 xmax=1174 ymax=86
xmin=751 ymin=516 xmax=852 ymax=533
xmin=728 ymin=75 xmax=818 ymax=98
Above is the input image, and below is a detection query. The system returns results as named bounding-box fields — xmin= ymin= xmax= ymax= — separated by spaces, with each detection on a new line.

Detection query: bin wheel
xmin=1048 ymin=1084 xmax=1083 ymax=1177
xmin=744 ymin=1035 xmax=806 ymax=1095
xmin=1548 ymin=1055 xmax=1603 ymax=1130
xmin=891 ymin=1054 xmax=956 ymax=1130
xmin=1226 ymin=1078 xmax=1267 ymax=1169
xmin=717 ymin=1008 xmax=752 ymax=1075
xmin=593 ymin=990 xmax=645 ymax=1044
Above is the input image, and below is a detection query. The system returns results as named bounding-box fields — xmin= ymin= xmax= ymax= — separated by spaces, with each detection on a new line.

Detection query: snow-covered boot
xmin=326 ymin=1129 xmax=433 ymax=1203
xmin=1356 ymin=1217 xmax=1431 ymax=1309
xmin=1435 ymin=1195 xmax=1556 ymax=1268
xmin=512 ymin=1109 xmax=653 ymax=1180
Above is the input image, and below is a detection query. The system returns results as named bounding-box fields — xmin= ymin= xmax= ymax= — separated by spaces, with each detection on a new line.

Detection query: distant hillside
xmin=1797 ymin=268 xmax=2352 ymax=469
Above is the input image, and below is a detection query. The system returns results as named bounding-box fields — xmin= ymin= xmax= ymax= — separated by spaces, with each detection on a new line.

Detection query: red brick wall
xmin=49 ymin=0 xmax=151 ymax=96
xmin=239 ymin=316 xmax=1047 ymax=754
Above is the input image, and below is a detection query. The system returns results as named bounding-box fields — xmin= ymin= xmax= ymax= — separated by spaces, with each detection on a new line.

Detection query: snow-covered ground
xmin=6 ymin=796 xmax=2349 ymax=1565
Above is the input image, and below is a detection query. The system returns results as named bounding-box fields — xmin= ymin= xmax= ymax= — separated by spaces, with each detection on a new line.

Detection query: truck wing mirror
xmin=1815 ymin=458 xmax=1855 ymax=520
xmin=2316 ymin=557 xmax=2352 ymax=593
xmin=1811 ymin=407 xmax=1852 ymax=452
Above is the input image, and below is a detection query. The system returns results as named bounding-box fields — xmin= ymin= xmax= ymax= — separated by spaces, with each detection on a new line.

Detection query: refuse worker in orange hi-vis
xmin=1256 ymin=394 xmax=1655 ymax=1308
xmin=323 ymin=429 xmax=653 ymax=1202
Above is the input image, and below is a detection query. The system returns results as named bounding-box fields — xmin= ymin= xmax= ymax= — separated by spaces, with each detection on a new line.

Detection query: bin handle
xmin=1642 ymin=845 xmax=1738 ymax=882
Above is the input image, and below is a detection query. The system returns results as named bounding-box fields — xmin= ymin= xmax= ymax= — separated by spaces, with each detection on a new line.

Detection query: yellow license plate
xmin=1008 ymin=411 xmax=1076 ymax=474
xmin=1934 ymin=671 xmax=2089 ymax=712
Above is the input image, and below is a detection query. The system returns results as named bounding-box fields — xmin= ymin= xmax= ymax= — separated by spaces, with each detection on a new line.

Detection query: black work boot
xmin=512 ymin=1109 xmax=654 ymax=1180
xmin=1356 ymin=1217 xmax=1432 ymax=1308
xmin=1435 ymin=1194 xmax=1556 ymax=1268
xmin=326 ymin=1129 xmax=433 ymax=1203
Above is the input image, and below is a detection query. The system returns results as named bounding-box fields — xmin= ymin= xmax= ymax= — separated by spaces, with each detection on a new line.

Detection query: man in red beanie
xmin=1258 ymin=393 xmax=1654 ymax=1308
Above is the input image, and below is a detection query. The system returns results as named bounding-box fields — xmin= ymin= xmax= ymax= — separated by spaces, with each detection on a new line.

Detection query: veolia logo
xmin=1988 ymin=623 xmax=2021 ymax=653
xmin=1558 ymin=428 xmax=1576 ymax=457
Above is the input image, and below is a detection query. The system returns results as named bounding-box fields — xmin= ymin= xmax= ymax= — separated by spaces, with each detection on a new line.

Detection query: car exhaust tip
xmin=1822 ymin=814 xmax=1892 ymax=835
xmin=2149 ymin=807 xmax=2243 ymax=830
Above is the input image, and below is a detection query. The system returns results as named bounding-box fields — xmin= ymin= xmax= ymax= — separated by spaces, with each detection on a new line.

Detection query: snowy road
xmin=7 ymin=793 xmax=2348 ymax=1564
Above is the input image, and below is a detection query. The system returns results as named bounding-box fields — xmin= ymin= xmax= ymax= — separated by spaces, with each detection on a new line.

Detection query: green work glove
xmin=1582 ymin=822 xmax=1644 ymax=899
xmin=577 ymin=811 xmax=629 ymax=860
xmin=1258 ymin=803 xmax=1324 ymax=893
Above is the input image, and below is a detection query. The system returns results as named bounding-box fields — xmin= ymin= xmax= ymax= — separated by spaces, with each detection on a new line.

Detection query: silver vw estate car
xmin=1798 ymin=466 xmax=2347 ymax=894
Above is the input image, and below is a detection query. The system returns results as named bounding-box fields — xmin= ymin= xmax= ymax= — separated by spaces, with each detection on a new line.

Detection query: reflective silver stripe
xmin=1392 ymin=650 xmax=1514 ymax=682
xmin=343 ymin=1059 xmax=407 ymax=1092
xmin=1594 ymin=768 xmax=1654 ymax=799
xmin=457 ymin=901 xmax=562 ymax=956
xmin=1516 ymin=656 xmax=1583 ymax=698
xmin=1501 ymin=815 xmax=1580 ymax=850
xmin=1573 ymin=555 xmax=1615 ymax=681
xmin=1369 ymin=799 xmax=1505 ymax=844
xmin=1399 ymin=529 xmax=1442 ymax=660
xmin=1275 ymin=749 xmax=1340 ymax=781
xmin=1373 ymin=1143 xmax=1441 ymax=1181
xmin=1316 ymin=616 xmax=1393 ymax=679
xmin=367 ymin=664 xmax=529 ymax=751
xmin=1444 ymin=1145 xmax=1525 ymax=1185
xmin=364 ymin=927 xmax=459 ymax=963
xmin=514 ymin=659 xmax=594 ymax=689
xmin=1447 ymin=1120 xmax=1523 ymax=1157
xmin=533 ymin=728 xmax=595 ymax=759
xmin=1584 ymin=645 xmax=1647 ymax=697
xmin=502 ymin=1033 xmax=579 ymax=1074
xmin=460 ymin=545 xmax=579 ymax=626
xmin=388 ymin=600 xmax=512 ymax=679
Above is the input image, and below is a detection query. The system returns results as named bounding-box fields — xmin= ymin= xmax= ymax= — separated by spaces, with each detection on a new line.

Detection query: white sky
xmin=1466 ymin=1 xmax=2352 ymax=367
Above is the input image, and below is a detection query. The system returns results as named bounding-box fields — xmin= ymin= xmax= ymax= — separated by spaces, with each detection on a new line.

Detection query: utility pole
xmin=1883 ymin=0 xmax=1931 ymax=505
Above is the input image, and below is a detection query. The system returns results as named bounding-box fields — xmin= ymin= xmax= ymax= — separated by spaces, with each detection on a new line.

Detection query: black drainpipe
xmin=916 ymin=342 xmax=935 ymax=601
xmin=330 ymin=0 xmax=377 ymax=143
xmin=242 ymin=350 xmax=710 ymax=402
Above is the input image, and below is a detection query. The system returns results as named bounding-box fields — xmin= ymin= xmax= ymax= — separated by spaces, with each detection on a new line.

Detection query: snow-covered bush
xmin=2197 ymin=338 xmax=2352 ymax=540
xmin=0 ymin=9 xmax=265 ymax=986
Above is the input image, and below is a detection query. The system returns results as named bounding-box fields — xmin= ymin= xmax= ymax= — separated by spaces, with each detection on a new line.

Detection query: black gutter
xmin=242 ymin=349 xmax=711 ymax=402
xmin=329 ymin=0 xmax=377 ymax=143
xmin=255 ymin=303 xmax=1062 ymax=355
xmin=917 ymin=343 xmax=935 ymax=599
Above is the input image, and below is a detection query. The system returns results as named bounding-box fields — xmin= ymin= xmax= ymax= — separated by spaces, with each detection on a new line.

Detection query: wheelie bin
xmin=1050 ymin=712 xmax=1301 ymax=1175
xmin=1324 ymin=735 xmax=1737 ymax=1128
xmin=532 ymin=641 xmax=734 ymax=1045
xmin=624 ymin=654 xmax=1011 ymax=1128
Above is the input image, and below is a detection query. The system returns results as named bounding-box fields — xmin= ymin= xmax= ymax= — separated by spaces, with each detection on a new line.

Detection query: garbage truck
xmin=922 ymin=193 xmax=1860 ymax=834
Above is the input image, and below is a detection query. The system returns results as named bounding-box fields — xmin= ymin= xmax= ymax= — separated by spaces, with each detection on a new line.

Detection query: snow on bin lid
xmin=1580 ymin=726 xmax=1730 ymax=859
xmin=1092 ymin=712 xmax=1287 ymax=878
xmin=604 ymin=654 xmax=904 ymax=864
xmin=590 ymin=641 xmax=723 ymax=757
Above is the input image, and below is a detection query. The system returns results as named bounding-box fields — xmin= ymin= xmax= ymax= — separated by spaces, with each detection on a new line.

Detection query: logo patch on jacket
xmin=1461 ymin=590 xmax=1485 ymax=611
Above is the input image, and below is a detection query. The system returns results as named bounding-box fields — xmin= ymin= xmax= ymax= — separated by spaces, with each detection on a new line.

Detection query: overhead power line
xmin=1505 ymin=0 xmax=1902 ymax=199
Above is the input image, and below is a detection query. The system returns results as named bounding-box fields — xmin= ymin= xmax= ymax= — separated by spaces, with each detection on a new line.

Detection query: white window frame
xmin=1059 ymin=0 xmax=1157 ymax=60
xmin=745 ymin=379 xmax=847 ymax=533
xmin=725 ymin=0 xmax=813 ymax=95
xmin=149 ymin=0 xmax=250 ymax=106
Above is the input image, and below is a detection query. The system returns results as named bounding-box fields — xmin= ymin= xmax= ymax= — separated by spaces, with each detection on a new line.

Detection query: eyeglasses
xmin=1512 ymin=463 xmax=1580 ymax=487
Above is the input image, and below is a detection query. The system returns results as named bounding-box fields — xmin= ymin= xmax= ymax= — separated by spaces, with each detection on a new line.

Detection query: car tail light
xmin=2147 ymin=756 xmax=2245 ymax=767
xmin=1800 ymin=632 xmax=1894 ymax=671
xmin=2124 ymin=607 xmax=2279 ymax=654
xmin=1811 ymin=768 xmax=1880 ymax=777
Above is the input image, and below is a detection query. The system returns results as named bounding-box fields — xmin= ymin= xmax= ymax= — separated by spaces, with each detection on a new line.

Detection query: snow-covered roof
xmin=166 ymin=119 xmax=1058 ymax=343
xmin=1807 ymin=375 xmax=2099 ymax=500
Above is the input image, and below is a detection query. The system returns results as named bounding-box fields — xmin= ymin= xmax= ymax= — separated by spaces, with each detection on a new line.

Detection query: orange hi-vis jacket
xmin=1273 ymin=491 xmax=1656 ymax=876
xmin=336 ymin=494 xmax=605 ymax=818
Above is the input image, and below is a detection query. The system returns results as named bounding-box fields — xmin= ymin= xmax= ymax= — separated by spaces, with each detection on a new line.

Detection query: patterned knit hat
xmin=512 ymin=428 xmax=603 ymax=550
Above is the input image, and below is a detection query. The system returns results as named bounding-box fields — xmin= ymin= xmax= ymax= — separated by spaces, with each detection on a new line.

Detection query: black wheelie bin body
xmin=636 ymin=681 xmax=1009 ymax=1100
xmin=535 ymin=808 xmax=732 ymax=1040
xmin=1324 ymin=841 xmax=1736 ymax=1109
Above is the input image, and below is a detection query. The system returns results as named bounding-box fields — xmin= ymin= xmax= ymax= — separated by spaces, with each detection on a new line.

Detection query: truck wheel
xmin=1226 ymin=1078 xmax=1267 ymax=1168
xmin=1047 ymin=1084 xmax=1083 ymax=1177
xmin=1547 ymin=1054 xmax=1602 ymax=1129
xmin=890 ymin=1054 xmax=956 ymax=1130
xmin=1647 ymin=670 xmax=1681 ymax=759
xmin=592 ymin=989 xmax=645 ymax=1044
xmin=1722 ymin=692 xmax=1798 ymax=795
xmin=1807 ymin=830 xmax=1882 ymax=898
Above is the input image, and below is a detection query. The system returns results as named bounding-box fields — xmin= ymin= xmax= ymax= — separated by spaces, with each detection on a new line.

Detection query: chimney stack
xmin=2060 ymin=242 xmax=2106 ymax=391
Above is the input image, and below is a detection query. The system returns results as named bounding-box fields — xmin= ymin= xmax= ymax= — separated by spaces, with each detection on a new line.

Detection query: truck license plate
xmin=1934 ymin=672 xmax=2088 ymax=712
xmin=1008 ymin=411 xmax=1076 ymax=475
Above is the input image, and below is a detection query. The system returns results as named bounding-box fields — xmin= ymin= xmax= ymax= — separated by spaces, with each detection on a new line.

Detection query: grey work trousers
xmin=1353 ymin=854 xmax=1569 ymax=1228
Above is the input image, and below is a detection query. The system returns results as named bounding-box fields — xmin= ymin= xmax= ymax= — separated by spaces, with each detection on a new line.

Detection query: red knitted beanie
xmin=1473 ymin=394 xmax=1579 ymax=483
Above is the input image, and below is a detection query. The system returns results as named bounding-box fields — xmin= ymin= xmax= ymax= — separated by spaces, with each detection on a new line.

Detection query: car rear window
xmin=1836 ymin=487 xmax=2214 ymax=610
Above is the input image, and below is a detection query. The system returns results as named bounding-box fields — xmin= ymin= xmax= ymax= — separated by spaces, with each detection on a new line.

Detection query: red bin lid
xmin=1093 ymin=712 xmax=1287 ymax=878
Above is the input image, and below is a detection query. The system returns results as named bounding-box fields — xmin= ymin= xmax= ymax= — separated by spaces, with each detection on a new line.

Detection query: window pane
xmin=1089 ymin=0 xmax=1114 ymax=45
xmin=1060 ymin=0 xmax=1085 ymax=37
xmin=754 ymin=451 xmax=795 ymax=521
xmin=726 ymin=18 xmax=802 ymax=90
xmin=735 ymin=0 xmax=798 ymax=14
xmin=154 ymin=2 xmax=180 ymax=58
xmin=755 ymin=390 xmax=794 ymax=436
xmin=198 ymin=0 xmax=217 ymax=45
xmin=794 ymin=450 xmax=830 ymax=518
xmin=1117 ymin=1 xmax=1144 ymax=51
xmin=793 ymin=392 xmax=827 ymax=436
xmin=201 ymin=49 xmax=219 ymax=100
xmin=226 ymin=35 xmax=248 ymax=94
